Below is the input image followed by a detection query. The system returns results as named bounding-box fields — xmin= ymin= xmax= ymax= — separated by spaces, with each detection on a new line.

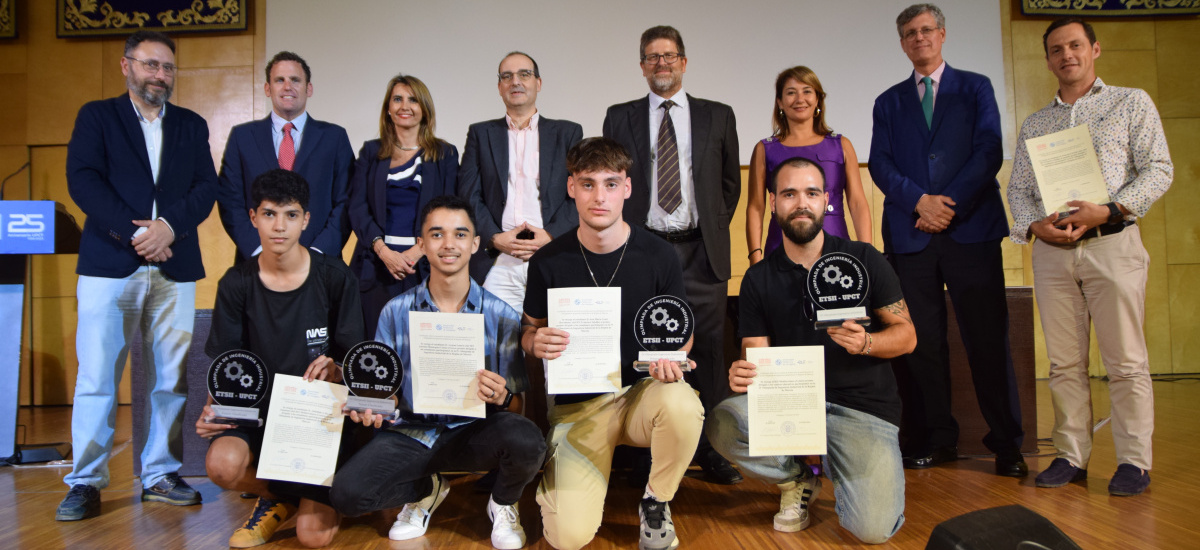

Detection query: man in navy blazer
xmin=868 ymin=4 xmax=1025 ymax=477
xmin=458 ymin=51 xmax=583 ymax=307
xmin=603 ymin=25 xmax=743 ymax=486
xmin=57 ymin=31 xmax=217 ymax=521
xmin=217 ymin=51 xmax=354 ymax=262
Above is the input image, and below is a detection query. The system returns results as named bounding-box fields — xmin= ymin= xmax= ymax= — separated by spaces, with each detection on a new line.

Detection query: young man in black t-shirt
xmin=198 ymin=169 xmax=363 ymax=548
xmin=707 ymin=158 xmax=916 ymax=544
xmin=522 ymin=137 xmax=703 ymax=550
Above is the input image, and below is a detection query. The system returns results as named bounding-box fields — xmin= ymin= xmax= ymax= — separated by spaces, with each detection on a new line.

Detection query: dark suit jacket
xmin=602 ymin=95 xmax=740 ymax=281
xmin=347 ymin=140 xmax=458 ymax=292
xmin=457 ymin=116 xmax=583 ymax=282
xmin=216 ymin=115 xmax=354 ymax=261
xmin=868 ymin=64 xmax=1008 ymax=255
xmin=66 ymin=95 xmax=217 ymax=282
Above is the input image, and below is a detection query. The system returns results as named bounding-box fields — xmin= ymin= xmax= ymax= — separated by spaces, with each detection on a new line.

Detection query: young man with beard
xmin=523 ymin=137 xmax=703 ymax=550
xmin=707 ymin=157 xmax=915 ymax=544
xmin=58 ymin=30 xmax=217 ymax=521
xmin=200 ymin=169 xmax=363 ymax=548
xmin=329 ymin=195 xmax=544 ymax=549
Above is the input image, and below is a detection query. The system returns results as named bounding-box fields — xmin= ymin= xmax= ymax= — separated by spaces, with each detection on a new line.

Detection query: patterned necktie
xmin=279 ymin=122 xmax=296 ymax=170
xmin=920 ymin=76 xmax=934 ymax=129
xmin=656 ymin=100 xmax=681 ymax=214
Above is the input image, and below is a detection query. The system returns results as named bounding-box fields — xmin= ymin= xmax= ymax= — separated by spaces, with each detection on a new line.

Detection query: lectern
xmin=1 ymin=201 xmax=81 ymax=464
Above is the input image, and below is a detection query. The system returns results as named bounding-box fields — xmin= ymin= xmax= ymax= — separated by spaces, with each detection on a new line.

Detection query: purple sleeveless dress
xmin=761 ymin=134 xmax=849 ymax=253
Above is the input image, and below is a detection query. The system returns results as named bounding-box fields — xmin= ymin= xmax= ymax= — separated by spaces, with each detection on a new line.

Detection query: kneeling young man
xmin=199 ymin=169 xmax=365 ymax=548
xmin=329 ymin=195 xmax=545 ymax=549
xmin=523 ymin=137 xmax=704 ymax=550
xmin=707 ymin=157 xmax=915 ymax=544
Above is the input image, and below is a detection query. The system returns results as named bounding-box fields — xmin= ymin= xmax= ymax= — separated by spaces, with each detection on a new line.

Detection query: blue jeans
xmin=707 ymin=394 xmax=905 ymax=544
xmin=66 ymin=268 xmax=194 ymax=490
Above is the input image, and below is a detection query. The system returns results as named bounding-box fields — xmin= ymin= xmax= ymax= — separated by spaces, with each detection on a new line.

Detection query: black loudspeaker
xmin=926 ymin=505 xmax=1082 ymax=550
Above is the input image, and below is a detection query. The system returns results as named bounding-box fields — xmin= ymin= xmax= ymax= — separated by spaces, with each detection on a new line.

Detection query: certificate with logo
xmin=257 ymin=374 xmax=348 ymax=486
xmin=409 ymin=311 xmax=486 ymax=418
xmin=546 ymin=287 xmax=622 ymax=394
xmin=747 ymin=346 xmax=826 ymax=456
xmin=1025 ymin=123 xmax=1111 ymax=215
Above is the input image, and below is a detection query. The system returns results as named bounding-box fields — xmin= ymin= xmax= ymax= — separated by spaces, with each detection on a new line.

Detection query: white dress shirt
xmin=647 ymin=90 xmax=698 ymax=232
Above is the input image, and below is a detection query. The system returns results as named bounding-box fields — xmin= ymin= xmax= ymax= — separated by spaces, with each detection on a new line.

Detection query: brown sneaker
xmin=229 ymin=497 xmax=297 ymax=548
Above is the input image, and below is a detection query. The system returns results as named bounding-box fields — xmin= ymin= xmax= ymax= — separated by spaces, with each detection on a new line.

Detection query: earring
xmin=827 ymin=204 xmax=834 ymax=212
xmin=816 ymin=108 xmax=821 ymax=115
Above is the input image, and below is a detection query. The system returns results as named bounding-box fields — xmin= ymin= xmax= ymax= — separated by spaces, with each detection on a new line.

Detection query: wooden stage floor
xmin=3 ymin=379 xmax=1198 ymax=549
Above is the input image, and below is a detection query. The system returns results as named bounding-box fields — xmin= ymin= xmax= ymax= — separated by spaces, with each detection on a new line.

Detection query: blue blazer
xmin=347 ymin=139 xmax=459 ymax=291
xmin=868 ymin=64 xmax=1008 ymax=255
xmin=66 ymin=95 xmax=217 ymax=282
xmin=216 ymin=115 xmax=354 ymax=261
xmin=457 ymin=116 xmax=583 ymax=281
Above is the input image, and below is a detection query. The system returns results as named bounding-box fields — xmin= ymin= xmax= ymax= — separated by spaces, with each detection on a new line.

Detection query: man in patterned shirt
xmin=1007 ymin=17 xmax=1173 ymax=497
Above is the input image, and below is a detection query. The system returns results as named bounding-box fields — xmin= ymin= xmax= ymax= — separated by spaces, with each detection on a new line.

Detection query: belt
xmin=646 ymin=227 xmax=702 ymax=243
xmin=1079 ymin=220 xmax=1134 ymax=241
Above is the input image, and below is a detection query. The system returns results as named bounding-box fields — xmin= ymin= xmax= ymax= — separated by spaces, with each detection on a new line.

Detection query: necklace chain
xmin=579 ymin=227 xmax=630 ymax=287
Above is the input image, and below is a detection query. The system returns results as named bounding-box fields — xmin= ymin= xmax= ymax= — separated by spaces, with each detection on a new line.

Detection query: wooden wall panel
xmin=1156 ymin=20 xmax=1200 ymax=119
xmin=1163 ymin=119 xmax=1200 ymax=266
xmin=0 ymin=73 xmax=26 ymax=146
xmin=24 ymin=0 xmax=102 ymax=146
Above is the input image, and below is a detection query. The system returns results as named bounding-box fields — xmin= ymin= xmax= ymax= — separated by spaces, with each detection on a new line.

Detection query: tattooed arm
xmin=827 ymin=298 xmax=917 ymax=358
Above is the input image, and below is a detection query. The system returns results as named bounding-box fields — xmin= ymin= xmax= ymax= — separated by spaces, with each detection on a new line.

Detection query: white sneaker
xmin=486 ymin=496 xmax=526 ymax=549
xmin=775 ymin=469 xmax=822 ymax=532
xmin=638 ymin=497 xmax=679 ymax=550
xmin=388 ymin=474 xmax=450 ymax=541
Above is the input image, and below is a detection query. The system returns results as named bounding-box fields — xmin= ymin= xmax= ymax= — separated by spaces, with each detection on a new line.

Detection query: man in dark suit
xmin=603 ymin=25 xmax=742 ymax=485
xmin=217 ymin=51 xmax=354 ymax=262
xmin=868 ymin=3 xmax=1025 ymax=477
xmin=57 ymin=30 xmax=217 ymax=521
xmin=459 ymin=51 xmax=583 ymax=309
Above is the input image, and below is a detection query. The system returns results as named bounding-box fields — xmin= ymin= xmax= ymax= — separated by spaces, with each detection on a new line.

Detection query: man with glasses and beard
xmin=57 ymin=30 xmax=217 ymax=521
xmin=707 ymin=157 xmax=914 ymax=544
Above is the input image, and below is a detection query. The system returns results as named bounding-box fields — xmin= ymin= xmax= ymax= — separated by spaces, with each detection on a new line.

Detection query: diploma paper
xmin=747 ymin=346 xmax=827 ymax=456
xmin=546 ymin=287 xmax=622 ymax=394
xmin=257 ymin=374 xmax=348 ymax=486
xmin=409 ymin=311 xmax=486 ymax=418
xmin=1025 ymin=124 xmax=1111 ymax=215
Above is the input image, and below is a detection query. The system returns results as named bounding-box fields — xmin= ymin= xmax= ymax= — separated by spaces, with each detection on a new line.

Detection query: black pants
xmin=889 ymin=235 xmax=1023 ymax=455
xmin=670 ymin=238 xmax=730 ymax=453
xmin=329 ymin=412 xmax=546 ymax=515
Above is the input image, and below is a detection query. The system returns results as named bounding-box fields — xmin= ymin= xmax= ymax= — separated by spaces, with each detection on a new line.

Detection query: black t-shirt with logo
xmin=738 ymin=233 xmax=904 ymax=426
xmin=524 ymin=225 xmax=687 ymax=406
xmin=207 ymin=249 xmax=364 ymax=386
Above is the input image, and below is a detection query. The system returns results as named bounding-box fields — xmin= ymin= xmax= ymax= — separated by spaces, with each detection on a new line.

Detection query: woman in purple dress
xmin=746 ymin=66 xmax=872 ymax=264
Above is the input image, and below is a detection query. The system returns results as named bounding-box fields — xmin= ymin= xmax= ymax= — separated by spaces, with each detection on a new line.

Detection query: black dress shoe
xmin=902 ymin=446 xmax=958 ymax=470
xmin=698 ymin=450 xmax=743 ymax=485
xmin=995 ymin=452 xmax=1030 ymax=478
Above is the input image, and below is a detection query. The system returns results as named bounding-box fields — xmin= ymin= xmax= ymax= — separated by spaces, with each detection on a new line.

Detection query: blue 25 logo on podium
xmin=0 ymin=201 xmax=55 ymax=254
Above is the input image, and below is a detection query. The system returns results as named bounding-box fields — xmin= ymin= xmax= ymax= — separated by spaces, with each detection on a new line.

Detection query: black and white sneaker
xmin=775 ymin=469 xmax=822 ymax=532
xmin=638 ymin=497 xmax=679 ymax=550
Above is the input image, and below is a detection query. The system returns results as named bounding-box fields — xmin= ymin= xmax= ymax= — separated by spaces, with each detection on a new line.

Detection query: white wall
xmin=267 ymin=0 xmax=1007 ymax=163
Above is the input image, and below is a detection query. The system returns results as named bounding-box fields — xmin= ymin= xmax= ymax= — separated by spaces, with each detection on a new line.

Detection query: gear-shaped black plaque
xmin=208 ymin=350 xmax=268 ymax=409
xmin=343 ymin=341 xmax=402 ymax=400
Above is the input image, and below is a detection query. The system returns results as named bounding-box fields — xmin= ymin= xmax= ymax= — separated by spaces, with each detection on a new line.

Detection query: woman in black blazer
xmin=349 ymin=74 xmax=458 ymax=338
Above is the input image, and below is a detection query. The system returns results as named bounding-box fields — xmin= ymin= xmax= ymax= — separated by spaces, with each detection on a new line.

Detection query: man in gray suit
xmin=459 ymin=51 xmax=584 ymax=311
xmin=602 ymin=25 xmax=742 ymax=485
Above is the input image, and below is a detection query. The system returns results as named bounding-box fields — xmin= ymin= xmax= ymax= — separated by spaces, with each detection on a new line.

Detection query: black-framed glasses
xmin=641 ymin=53 xmax=683 ymax=65
xmin=498 ymin=70 xmax=536 ymax=83
xmin=125 ymin=56 xmax=177 ymax=76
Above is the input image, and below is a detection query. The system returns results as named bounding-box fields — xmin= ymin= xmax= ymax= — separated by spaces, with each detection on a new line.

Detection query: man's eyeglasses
xmin=641 ymin=53 xmax=683 ymax=65
xmin=902 ymin=26 xmax=941 ymax=42
xmin=125 ymin=56 xmax=177 ymax=76
xmin=498 ymin=70 xmax=536 ymax=83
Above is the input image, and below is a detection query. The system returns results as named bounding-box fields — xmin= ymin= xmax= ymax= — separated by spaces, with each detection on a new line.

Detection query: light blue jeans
xmin=65 ymin=267 xmax=194 ymax=490
xmin=707 ymin=394 xmax=905 ymax=544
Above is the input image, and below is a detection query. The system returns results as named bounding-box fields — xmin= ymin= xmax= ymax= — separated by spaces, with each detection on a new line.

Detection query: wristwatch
xmin=499 ymin=388 xmax=514 ymax=409
xmin=1105 ymin=202 xmax=1122 ymax=224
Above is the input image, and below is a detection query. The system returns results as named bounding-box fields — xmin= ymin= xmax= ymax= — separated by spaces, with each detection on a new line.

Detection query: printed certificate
xmin=1025 ymin=123 xmax=1111 ymax=215
xmin=409 ymin=310 xmax=486 ymax=418
xmin=257 ymin=374 xmax=348 ymax=486
xmin=546 ymin=287 xmax=622 ymax=394
xmin=747 ymin=346 xmax=827 ymax=456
